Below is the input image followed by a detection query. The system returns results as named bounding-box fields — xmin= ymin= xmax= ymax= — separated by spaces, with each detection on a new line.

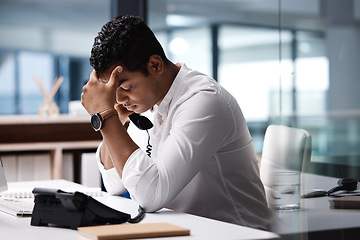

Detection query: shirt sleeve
xmin=95 ymin=142 xmax=127 ymax=195
xmin=122 ymin=90 xmax=236 ymax=212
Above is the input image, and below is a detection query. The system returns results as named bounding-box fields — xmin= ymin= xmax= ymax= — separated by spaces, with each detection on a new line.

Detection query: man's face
xmin=98 ymin=64 xmax=163 ymax=114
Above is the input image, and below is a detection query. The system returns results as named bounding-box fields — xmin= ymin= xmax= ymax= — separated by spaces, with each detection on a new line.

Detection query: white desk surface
xmin=1 ymin=180 xmax=279 ymax=240
xmin=272 ymin=173 xmax=360 ymax=238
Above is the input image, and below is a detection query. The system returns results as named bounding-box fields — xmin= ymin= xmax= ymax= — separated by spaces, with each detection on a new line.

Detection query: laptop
xmin=0 ymin=156 xmax=34 ymax=217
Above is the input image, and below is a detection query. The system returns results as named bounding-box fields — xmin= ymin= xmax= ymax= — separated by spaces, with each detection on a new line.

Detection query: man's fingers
xmin=114 ymin=103 xmax=133 ymax=116
xmin=114 ymin=103 xmax=133 ymax=125
xmin=89 ymin=69 xmax=99 ymax=82
xmin=108 ymin=66 xmax=123 ymax=87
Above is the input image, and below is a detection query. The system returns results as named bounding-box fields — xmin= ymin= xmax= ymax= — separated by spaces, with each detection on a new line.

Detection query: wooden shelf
xmin=0 ymin=114 xmax=102 ymax=180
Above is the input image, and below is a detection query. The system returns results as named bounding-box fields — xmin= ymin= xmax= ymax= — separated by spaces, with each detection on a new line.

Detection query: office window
xmin=295 ymin=31 xmax=328 ymax=116
xmin=0 ymin=0 xmax=110 ymax=114
xmin=0 ymin=52 xmax=16 ymax=114
xmin=218 ymin=26 xmax=293 ymax=121
xmin=167 ymin=27 xmax=212 ymax=77
xmin=17 ymin=52 xmax=54 ymax=114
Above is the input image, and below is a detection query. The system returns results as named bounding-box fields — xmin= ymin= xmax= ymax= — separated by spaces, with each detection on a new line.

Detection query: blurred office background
xmin=0 ymin=0 xmax=360 ymax=180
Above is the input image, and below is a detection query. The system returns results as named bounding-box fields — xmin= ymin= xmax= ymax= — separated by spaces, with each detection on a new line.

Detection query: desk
xmin=272 ymin=173 xmax=360 ymax=240
xmin=0 ymin=115 xmax=101 ymax=180
xmin=1 ymin=180 xmax=279 ymax=240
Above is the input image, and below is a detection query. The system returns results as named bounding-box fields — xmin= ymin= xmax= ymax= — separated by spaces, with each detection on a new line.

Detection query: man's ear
xmin=148 ymin=55 xmax=164 ymax=74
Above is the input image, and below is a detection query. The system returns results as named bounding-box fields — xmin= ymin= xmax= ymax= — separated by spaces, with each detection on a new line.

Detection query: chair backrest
xmin=260 ymin=125 xmax=312 ymax=189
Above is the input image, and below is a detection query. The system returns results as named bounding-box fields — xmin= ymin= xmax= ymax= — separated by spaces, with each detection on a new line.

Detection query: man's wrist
xmin=90 ymin=108 xmax=118 ymax=131
xmin=99 ymin=108 xmax=118 ymax=120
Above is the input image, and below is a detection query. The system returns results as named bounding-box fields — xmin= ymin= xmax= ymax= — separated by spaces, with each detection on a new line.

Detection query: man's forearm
xmin=100 ymin=115 xmax=139 ymax=177
xmin=99 ymin=142 xmax=115 ymax=170
xmin=99 ymin=117 xmax=132 ymax=170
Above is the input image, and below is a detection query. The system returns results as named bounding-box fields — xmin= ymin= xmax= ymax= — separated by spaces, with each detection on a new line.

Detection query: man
xmin=81 ymin=15 xmax=272 ymax=230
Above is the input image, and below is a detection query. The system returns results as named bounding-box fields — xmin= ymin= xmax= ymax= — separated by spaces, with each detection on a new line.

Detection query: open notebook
xmin=0 ymin=156 xmax=102 ymax=217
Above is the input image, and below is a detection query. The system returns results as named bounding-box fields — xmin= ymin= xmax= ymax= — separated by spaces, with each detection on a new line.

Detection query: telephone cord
xmin=145 ymin=130 xmax=152 ymax=158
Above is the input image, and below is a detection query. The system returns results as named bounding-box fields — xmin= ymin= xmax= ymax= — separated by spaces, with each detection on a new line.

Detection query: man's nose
xmin=116 ymin=92 xmax=129 ymax=104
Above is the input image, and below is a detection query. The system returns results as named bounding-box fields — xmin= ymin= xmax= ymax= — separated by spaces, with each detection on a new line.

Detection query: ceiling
xmin=1 ymin=0 xmax=359 ymax=31
xmin=0 ymin=0 xmax=335 ymax=32
xmin=0 ymin=0 xmax=359 ymax=57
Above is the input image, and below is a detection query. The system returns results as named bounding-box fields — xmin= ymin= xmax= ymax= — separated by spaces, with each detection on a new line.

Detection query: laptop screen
xmin=0 ymin=156 xmax=8 ymax=192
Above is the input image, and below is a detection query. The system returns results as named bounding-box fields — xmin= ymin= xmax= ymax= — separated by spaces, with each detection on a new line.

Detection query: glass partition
xmin=1 ymin=0 xmax=360 ymax=179
xmin=148 ymin=0 xmax=360 ymax=180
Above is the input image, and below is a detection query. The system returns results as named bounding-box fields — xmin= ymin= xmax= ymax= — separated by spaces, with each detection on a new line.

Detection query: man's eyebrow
xmin=117 ymin=79 xmax=128 ymax=87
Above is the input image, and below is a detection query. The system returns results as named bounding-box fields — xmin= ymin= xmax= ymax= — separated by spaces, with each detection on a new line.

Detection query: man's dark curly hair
xmin=90 ymin=15 xmax=168 ymax=75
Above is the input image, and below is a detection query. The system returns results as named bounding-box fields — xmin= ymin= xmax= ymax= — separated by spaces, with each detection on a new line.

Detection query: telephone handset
xmin=129 ymin=113 xmax=153 ymax=130
xmin=129 ymin=113 xmax=153 ymax=157
xmin=302 ymin=177 xmax=358 ymax=198
xmin=328 ymin=178 xmax=358 ymax=194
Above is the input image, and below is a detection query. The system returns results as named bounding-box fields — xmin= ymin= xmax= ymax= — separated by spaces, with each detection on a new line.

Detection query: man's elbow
xmin=130 ymin=187 xmax=168 ymax=213
xmin=143 ymin=204 xmax=163 ymax=213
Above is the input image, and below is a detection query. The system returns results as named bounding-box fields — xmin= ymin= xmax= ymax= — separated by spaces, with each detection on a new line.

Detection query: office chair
xmin=259 ymin=125 xmax=312 ymax=204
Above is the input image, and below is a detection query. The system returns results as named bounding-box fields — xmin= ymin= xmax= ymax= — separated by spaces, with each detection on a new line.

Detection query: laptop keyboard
xmin=0 ymin=197 xmax=34 ymax=217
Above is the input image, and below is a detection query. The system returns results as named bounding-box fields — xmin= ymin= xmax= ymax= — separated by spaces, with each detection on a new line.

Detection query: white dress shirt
xmin=96 ymin=63 xmax=272 ymax=230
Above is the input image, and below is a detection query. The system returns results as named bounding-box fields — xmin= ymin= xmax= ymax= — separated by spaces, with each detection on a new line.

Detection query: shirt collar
xmin=156 ymin=62 xmax=188 ymax=119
